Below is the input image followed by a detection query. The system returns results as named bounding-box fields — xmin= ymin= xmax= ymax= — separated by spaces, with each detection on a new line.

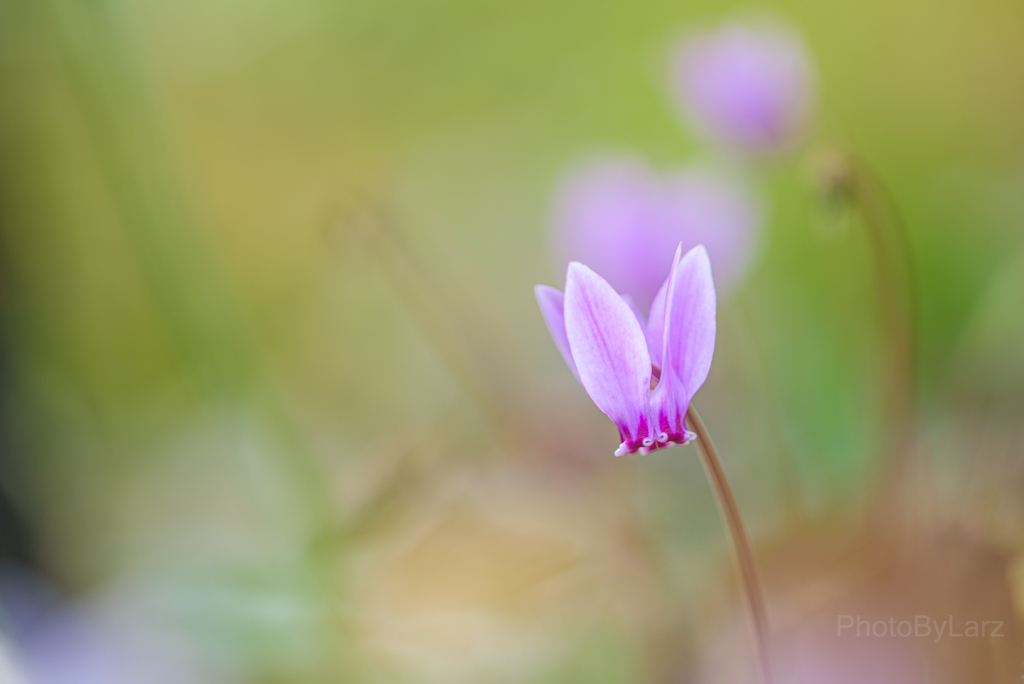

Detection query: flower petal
xmin=564 ymin=262 xmax=653 ymax=454
xmin=646 ymin=278 xmax=668 ymax=370
xmin=534 ymin=285 xmax=580 ymax=382
xmin=620 ymin=293 xmax=647 ymax=330
xmin=650 ymin=244 xmax=717 ymax=444
xmin=665 ymin=244 xmax=717 ymax=396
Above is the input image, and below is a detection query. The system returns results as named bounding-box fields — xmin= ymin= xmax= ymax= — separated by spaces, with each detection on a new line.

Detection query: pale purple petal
xmin=620 ymin=293 xmax=647 ymax=330
xmin=665 ymin=245 xmax=717 ymax=398
xmin=534 ymin=285 xmax=580 ymax=383
xmin=563 ymin=262 xmax=653 ymax=454
xmin=649 ymin=244 xmax=717 ymax=444
xmin=646 ymin=278 xmax=668 ymax=370
xmin=673 ymin=22 xmax=814 ymax=154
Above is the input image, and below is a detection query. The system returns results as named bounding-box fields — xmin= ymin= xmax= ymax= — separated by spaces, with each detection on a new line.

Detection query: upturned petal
xmin=649 ymin=244 xmax=717 ymax=446
xmin=534 ymin=285 xmax=580 ymax=382
xmin=646 ymin=278 xmax=668 ymax=371
xmin=564 ymin=262 xmax=654 ymax=455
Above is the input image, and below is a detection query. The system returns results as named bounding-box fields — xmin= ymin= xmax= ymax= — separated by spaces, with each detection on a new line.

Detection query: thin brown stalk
xmin=848 ymin=157 xmax=917 ymax=428
xmin=845 ymin=155 xmax=920 ymax=523
xmin=686 ymin=404 xmax=774 ymax=684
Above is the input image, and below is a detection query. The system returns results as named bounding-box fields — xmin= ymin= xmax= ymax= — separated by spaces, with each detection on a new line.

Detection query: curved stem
xmin=845 ymin=156 xmax=919 ymax=521
xmin=686 ymin=404 xmax=774 ymax=684
xmin=849 ymin=157 xmax=917 ymax=427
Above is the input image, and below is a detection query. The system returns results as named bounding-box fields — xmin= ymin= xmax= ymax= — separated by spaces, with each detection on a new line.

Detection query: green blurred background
xmin=1 ymin=0 xmax=1023 ymax=682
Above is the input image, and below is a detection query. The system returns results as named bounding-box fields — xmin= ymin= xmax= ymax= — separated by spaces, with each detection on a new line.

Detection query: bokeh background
xmin=1 ymin=1 xmax=1023 ymax=682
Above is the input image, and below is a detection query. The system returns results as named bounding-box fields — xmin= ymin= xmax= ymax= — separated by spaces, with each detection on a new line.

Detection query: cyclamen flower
xmin=535 ymin=243 xmax=715 ymax=456
xmin=673 ymin=22 xmax=814 ymax=155
xmin=553 ymin=158 xmax=758 ymax=310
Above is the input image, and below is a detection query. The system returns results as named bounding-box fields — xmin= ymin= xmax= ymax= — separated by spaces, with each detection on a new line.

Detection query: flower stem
xmin=816 ymin=149 xmax=918 ymax=504
xmin=686 ymin=404 xmax=774 ymax=684
xmin=848 ymin=158 xmax=919 ymax=512
xmin=849 ymin=158 xmax=916 ymax=421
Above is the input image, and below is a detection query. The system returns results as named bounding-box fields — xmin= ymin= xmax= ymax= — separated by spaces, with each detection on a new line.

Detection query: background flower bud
xmin=552 ymin=158 xmax=760 ymax=310
xmin=673 ymin=21 xmax=815 ymax=155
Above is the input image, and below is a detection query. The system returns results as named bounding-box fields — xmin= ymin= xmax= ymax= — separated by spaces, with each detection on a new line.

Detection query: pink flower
xmin=673 ymin=21 xmax=814 ymax=155
xmin=552 ymin=158 xmax=758 ymax=310
xmin=535 ymin=244 xmax=716 ymax=456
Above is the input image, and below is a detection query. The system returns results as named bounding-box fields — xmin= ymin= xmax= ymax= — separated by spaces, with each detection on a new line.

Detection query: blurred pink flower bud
xmin=552 ymin=158 xmax=759 ymax=310
xmin=673 ymin=21 xmax=815 ymax=155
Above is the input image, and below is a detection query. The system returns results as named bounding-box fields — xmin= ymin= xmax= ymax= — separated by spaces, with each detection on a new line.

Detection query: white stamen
xmin=642 ymin=436 xmax=654 ymax=447
xmin=658 ymin=432 xmax=669 ymax=442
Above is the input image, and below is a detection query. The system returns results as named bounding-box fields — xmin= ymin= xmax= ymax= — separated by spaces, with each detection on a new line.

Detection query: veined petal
xmin=564 ymin=262 xmax=654 ymax=455
xmin=534 ymin=285 xmax=580 ymax=382
xmin=650 ymin=244 xmax=717 ymax=445
xmin=665 ymin=244 xmax=717 ymax=396
xmin=646 ymin=278 xmax=668 ymax=370
xmin=620 ymin=293 xmax=647 ymax=330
